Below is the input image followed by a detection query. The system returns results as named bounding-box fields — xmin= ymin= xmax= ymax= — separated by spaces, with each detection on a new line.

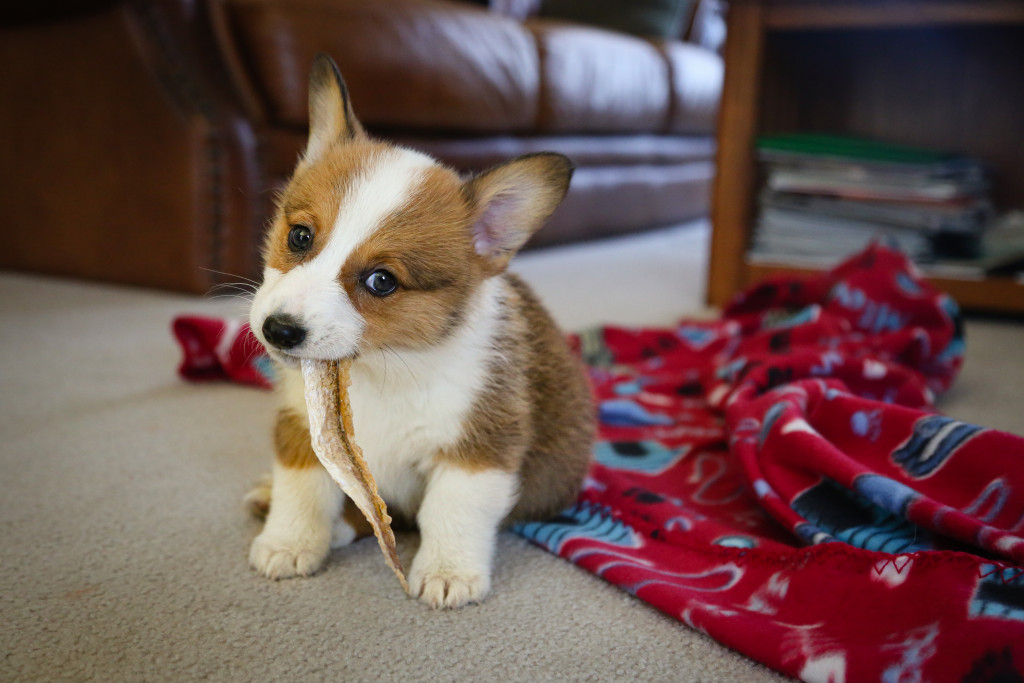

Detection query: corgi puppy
xmin=247 ymin=55 xmax=595 ymax=609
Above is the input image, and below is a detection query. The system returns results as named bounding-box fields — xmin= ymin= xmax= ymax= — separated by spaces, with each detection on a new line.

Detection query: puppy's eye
xmin=363 ymin=269 xmax=397 ymax=297
xmin=288 ymin=224 xmax=314 ymax=252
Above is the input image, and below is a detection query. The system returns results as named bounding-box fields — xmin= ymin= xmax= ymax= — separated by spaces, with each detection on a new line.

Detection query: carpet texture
xmin=1 ymin=227 xmax=1021 ymax=681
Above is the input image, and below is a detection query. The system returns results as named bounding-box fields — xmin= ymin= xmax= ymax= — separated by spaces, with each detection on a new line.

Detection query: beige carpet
xmin=2 ymin=224 xmax=1021 ymax=681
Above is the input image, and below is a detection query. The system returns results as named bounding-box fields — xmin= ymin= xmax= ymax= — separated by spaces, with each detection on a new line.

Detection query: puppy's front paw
xmin=408 ymin=556 xmax=490 ymax=609
xmin=249 ymin=531 xmax=329 ymax=580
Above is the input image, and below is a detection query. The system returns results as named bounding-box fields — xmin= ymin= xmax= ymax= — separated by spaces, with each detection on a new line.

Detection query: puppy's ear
xmin=304 ymin=54 xmax=364 ymax=162
xmin=465 ymin=153 xmax=574 ymax=274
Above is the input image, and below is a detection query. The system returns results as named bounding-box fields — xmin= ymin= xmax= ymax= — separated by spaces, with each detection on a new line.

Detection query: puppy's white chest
xmin=344 ymin=360 xmax=478 ymax=513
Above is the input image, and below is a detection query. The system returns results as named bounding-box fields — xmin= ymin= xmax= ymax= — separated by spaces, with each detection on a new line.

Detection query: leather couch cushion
xmin=391 ymin=134 xmax=715 ymax=171
xmin=660 ymin=41 xmax=723 ymax=133
xmin=219 ymin=0 xmax=539 ymax=132
xmin=530 ymin=20 xmax=671 ymax=133
xmin=538 ymin=161 xmax=714 ymax=247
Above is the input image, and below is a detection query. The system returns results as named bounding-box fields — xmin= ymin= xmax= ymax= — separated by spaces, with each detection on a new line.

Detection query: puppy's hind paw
xmin=243 ymin=474 xmax=273 ymax=520
xmin=249 ymin=532 xmax=328 ymax=580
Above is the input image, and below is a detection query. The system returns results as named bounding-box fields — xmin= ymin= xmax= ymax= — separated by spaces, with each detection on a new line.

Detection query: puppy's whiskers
xmin=200 ymin=267 xmax=262 ymax=288
xmin=242 ymin=336 xmax=266 ymax=368
xmin=205 ymin=286 xmax=255 ymax=300
xmin=203 ymin=280 xmax=258 ymax=313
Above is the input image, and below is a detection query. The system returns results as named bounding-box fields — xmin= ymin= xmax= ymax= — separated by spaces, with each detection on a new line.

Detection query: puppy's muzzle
xmin=262 ymin=313 xmax=307 ymax=350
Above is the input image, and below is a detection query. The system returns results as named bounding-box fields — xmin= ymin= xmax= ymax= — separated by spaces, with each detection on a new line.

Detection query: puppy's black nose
xmin=262 ymin=314 xmax=307 ymax=350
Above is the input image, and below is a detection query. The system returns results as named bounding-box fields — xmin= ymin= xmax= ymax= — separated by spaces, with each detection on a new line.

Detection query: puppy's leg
xmin=244 ymin=480 xmax=360 ymax=548
xmin=249 ymin=409 xmax=346 ymax=579
xmin=409 ymin=464 xmax=518 ymax=608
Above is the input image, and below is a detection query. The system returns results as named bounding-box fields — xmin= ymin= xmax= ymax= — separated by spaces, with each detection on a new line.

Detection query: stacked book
xmin=748 ymin=134 xmax=994 ymax=269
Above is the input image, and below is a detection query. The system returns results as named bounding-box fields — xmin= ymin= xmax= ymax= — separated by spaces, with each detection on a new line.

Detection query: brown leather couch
xmin=0 ymin=0 xmax=723 ymax=292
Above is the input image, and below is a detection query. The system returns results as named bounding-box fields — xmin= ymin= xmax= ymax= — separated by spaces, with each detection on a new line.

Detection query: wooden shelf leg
xmin=708 ymin=3 xmax=766 ymax=308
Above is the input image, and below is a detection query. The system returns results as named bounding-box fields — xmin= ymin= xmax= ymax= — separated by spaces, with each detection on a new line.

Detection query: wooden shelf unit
xmin=764 ymin=2 xmax=1024 ymax=30
xmin=707 ymin=0 xmax=1024 ymax=314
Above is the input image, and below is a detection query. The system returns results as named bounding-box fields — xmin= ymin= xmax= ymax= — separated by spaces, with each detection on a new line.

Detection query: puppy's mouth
xmin=263 ymin=346 xmax=301 ymax=369
xmin=260 ymin=343 xmax=360 ymax=370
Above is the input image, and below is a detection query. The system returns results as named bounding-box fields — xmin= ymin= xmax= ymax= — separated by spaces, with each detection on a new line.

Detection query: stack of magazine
xmin=748 ymin=134 xmax=997 ymax=270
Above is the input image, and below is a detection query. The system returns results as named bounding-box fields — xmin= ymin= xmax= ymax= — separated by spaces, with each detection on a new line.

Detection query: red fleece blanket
xmin=174 ymin=246 xmax=1024 ymax=682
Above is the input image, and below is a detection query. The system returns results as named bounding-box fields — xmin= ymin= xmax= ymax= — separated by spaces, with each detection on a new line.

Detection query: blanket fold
xmin=175 ymin=245 xmax=1024 ymax=682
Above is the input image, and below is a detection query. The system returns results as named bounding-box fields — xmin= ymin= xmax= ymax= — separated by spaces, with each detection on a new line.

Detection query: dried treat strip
xmin=300 ymin=358 xmax=408 ymax=592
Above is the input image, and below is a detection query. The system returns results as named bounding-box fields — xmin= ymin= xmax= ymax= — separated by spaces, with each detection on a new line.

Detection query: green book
xmin=757 ymin=134 xmax=959 ymax=166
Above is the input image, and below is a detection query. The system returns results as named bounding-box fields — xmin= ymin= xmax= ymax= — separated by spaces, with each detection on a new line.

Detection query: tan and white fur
xmin=247 ymin=55 xmax=594 ymax=609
